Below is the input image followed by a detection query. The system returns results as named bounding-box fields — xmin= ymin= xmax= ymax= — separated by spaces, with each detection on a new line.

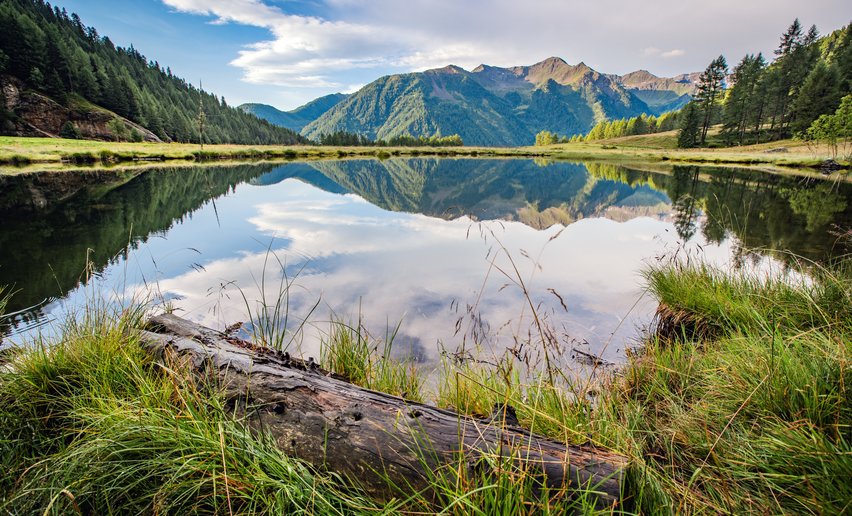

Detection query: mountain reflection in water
xmin=1 ymin=159 xmax=848 ymax=370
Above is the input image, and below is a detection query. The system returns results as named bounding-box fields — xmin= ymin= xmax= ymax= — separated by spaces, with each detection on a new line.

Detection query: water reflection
xmin=0 ymin=159 xmax=849 ymax=369
xmin=0 ymin=164 xmax=273 ymax=330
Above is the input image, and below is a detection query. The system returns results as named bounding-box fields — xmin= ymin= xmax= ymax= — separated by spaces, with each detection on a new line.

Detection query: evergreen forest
xmin=0 ymin=0 xmax=308 ymax=145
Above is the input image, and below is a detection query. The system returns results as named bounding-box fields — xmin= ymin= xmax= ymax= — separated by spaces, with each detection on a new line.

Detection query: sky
xmin=54 ymin=0 xmax=850 ymax=110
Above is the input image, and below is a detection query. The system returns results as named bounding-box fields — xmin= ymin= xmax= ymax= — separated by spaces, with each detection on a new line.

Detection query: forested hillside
xmin=716 ymin=21 xmax=851 ymax=145
xmin=0 ymin=0 xmax=307 ymax=144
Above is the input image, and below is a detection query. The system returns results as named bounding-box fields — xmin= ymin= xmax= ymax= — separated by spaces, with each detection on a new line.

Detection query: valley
xmin=0 ymin=0 xmax=849 ymax=514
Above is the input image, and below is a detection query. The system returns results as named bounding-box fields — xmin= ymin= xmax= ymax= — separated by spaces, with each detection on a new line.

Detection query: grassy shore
xmin=548 ymin=129 xmax=850 ymax=170
xmin=0 ymin=133 xmax=848 ymax=174
xmin=1 ymin=245 xmax=849 ymax=514
xmin=0 ymin=136 xmax=541 ymax=167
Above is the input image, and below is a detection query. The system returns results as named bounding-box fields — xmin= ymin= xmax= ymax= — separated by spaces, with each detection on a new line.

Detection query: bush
xmin=107 ymin=118 xmax=129 ymax=141
xmin=59 ymin=121 xmax=82 ymax=139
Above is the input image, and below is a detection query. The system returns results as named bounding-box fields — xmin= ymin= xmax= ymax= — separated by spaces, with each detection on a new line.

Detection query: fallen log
xmin=140 ymin=313 xmax=627 ymax=509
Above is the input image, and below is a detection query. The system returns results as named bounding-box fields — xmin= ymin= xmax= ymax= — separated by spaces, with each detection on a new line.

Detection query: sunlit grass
xmin=320 ymin=316 xmax=423 ymax=402
xmin=1 ymin=135 xmax=846 ymax=175
xmin=611 ymin=256 xmax=852 ymax=513
xmin=420 ymin=254 xmax=852 ymax=513
xmin=0 ymin=303 xmax=390 ymax=515
xmin=0 ymin=136 xmax=530 ymax=170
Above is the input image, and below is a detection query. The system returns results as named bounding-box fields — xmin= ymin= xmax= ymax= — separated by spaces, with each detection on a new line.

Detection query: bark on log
xmin=140 ymin=313 xmax=627 ymax=509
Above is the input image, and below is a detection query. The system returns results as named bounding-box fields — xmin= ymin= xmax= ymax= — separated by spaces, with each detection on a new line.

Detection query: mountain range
xmin=241 ymin=58 xmax=698 ymax=146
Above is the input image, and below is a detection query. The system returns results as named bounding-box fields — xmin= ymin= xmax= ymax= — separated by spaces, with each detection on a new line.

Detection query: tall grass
xmin=234 ymin=246 xmax=321 ymax=351
xmin=645 ymin=257 xmax=851 ymax=341
xmin=320 ymin=314 xmax=423 ymax=402
xmin=2 ymin=249 xmax=849 ymax=513
xmin=0 ymin=285 xmax=9 ymax=326
xmin=415 ymin=254 xmax=851 ymax=514
xmin=394 ymin=447 xmax=606 ymax=515
xmin=0 ymin=305 xmax=390 ymax=514
xmin=612 ymin=256 xmax=852 ymax=513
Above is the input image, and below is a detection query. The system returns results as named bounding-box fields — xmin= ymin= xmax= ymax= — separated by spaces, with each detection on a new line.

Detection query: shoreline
xmin=1 ymin=136 xmax=849 ymax=175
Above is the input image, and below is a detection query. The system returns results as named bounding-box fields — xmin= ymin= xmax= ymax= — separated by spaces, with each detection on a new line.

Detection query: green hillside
xmin=0 ymin=0 xmax=308 ymax=144
xmin=237 ymin=104 xmax=305 ymax=132
xmin=302 ymin=57 xmax=693 ymax=146
xmin=240 ymin=93 xmax=347 ymax=132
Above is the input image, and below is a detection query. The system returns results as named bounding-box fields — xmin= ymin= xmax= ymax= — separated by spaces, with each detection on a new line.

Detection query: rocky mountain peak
xmin=428 ymin=64 xmax=466 ymax=75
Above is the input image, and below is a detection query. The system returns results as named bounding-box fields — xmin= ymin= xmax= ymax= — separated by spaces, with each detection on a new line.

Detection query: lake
xmin=1 ymin=159 xmax=849 ymax=373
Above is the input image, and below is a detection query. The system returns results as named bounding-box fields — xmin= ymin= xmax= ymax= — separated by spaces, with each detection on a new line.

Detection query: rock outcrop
xmin=1 ymin=76 xmax=161 ymax=142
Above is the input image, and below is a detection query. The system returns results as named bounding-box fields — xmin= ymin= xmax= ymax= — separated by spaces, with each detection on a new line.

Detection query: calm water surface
xmin=1 ymin=159 xmax=849 ymax=370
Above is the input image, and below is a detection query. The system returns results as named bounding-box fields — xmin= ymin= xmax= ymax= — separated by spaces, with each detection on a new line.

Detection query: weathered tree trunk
xmin=141 ymin=314 xmax=627 ymax=509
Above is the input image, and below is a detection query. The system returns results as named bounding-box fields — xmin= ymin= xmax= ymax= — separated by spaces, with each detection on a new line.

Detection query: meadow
xmin=0 ymin=133 xmax=848 ymax=176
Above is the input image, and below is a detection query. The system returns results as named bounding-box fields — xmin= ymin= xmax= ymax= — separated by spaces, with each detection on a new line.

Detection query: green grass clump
xmin=98 ymin=149 xmax=118 ymax=162
xmin=435 ymin=359 xmax=597 ymax=446
xmin=426 ymin=256 xmax=851 ymax=513
xmin=0 ymin=306 xmax=387 ymax=515
xmin=8 ymin=154 xmax=31 ymax=165
xmin=645 ymin=259 xmax=851 ymax=340
xmin=321 ymin=318 xmax=423 ymax=402
xmin=435 ymin=358 xmax=516 ymax=417
xmin=62 ymin=151 xmax=98 ymax=163
xmin=398 ymin=449 xmax=605 ymax=515
xmin=605 ymin=257 xmax=852 ymax=513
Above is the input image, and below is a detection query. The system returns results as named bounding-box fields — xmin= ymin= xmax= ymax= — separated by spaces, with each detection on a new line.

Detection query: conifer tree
xmin=677 ymin=102 xmax=701 ymax=148
xmin=769 ymin=19 xmax=821 ymax=137
xmin=791 ymin=61 xmax=841 ymax=134
xmin=777 ymin=19 xmax=803 ymax=57
xmin=722 ymin=53 xmax=766 ymax=144
xmin=632 ymin=114 xmax=649 ymax=135
xmin=694 ymin=55 xmax=728 ymax=145
xmin=833 ymin=26 xmax=852 ymax=93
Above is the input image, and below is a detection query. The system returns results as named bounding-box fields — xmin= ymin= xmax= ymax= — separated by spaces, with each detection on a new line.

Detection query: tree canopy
xmin=575 ymin=21 xmax=851 ymax=150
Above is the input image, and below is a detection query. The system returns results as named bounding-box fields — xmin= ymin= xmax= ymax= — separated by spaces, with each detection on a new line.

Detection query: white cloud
xmin=163 ymin=0 xmax=418 ymax=87
xmin=161 ymin=0 xmax=850 ymax=98
xmin=143 ymin=181 xmax=679 ymax=364
xmin=643 ymin=47 xmax=686 ymax=59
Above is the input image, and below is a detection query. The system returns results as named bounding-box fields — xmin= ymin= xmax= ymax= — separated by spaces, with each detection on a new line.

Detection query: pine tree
xmin=632 ymin=114 xmax=649 ymax=135
xmin=694 ymin=55 xmax=728 ymax=145
xmin=677 ymin=102 xmax=700 ymax=148
xmin=790 ymin=61 xmax=841 ymax=134
xmin=769 ymin=19 xmax=820 ymax=137
xmin=833 ymin=26 xmax=852 ymax=93
xmin=777 ymin=19 xmax=803 ymax=57
xmin=722 ymin=53 xmax=766 ymax=144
